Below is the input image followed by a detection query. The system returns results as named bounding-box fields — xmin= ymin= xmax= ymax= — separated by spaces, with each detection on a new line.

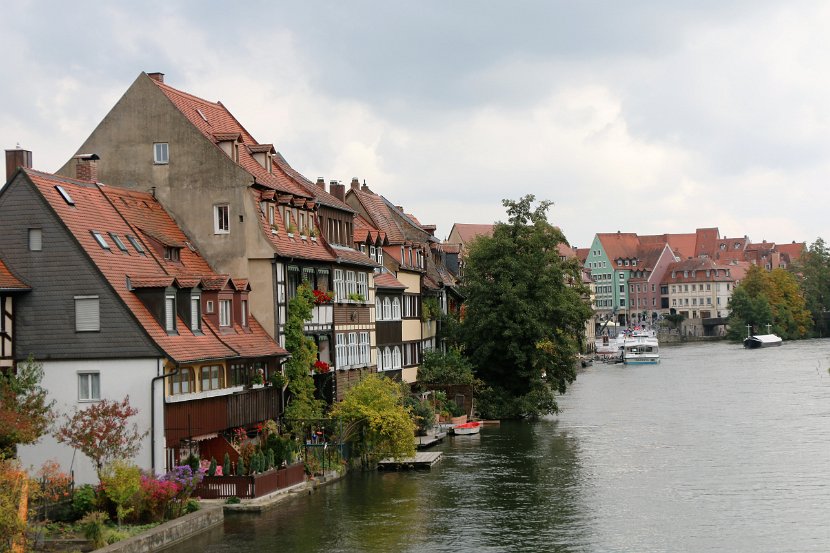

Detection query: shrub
xmin=207 ymin=457 xmax=217 ymax=477
xmin=185 ymin=453 xmax=200 ymax=473
xmin=138 ymin=474 xmax=180 ymax=522
xmin=100 ymin=460 xmax=142 ymax=527
xmin=72 ymin=484 xmax=98 ymax=519
xmin=222 ymin=453 xmax=231 ymax=477
xmin=266 ymin=449 xmax=275 ymax=470
xmin=185 ymin=499 xmax=200 ymax=514
xmin=225 ymin=496 xmax=241 ymax=504
xmin=162 ymin=465 xmax=204 ymax=519
xmin=79 ymin=511 xmax=109 ymax=549
xmin=236 ymin=457 xmax=246 ymax=476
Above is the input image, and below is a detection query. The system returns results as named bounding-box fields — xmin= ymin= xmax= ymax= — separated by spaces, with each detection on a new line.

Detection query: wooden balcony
xmin=164 ymin=385 xmax=281 ymax=447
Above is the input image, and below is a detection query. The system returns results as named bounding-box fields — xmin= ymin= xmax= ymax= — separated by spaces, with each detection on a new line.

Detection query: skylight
xmin=196 ymin=108 xmax=208 ymax=122
xmin=125 ymin=234 xmax=146 ymax=254
xmin=91 ymin=231 xmax=110 ymax=250
xmin=55 ymin=185 xmax=75 ymax=206
xmin=109 ymin=232 xmax=129 ymax=253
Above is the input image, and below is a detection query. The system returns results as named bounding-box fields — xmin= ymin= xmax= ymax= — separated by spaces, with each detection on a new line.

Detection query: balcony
xmin=164 ymin=385 xmax=281 ymax=447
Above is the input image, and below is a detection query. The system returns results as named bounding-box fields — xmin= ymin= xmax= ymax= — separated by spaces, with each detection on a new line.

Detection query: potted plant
xmin=313 ymin=360 xmax=330 ymax=374
xmin=251 ymin=368 xmax=265 ymax=386
xmin=312 ymin=289 xmax=334 ymax=304
xmin=287 ymin=223 xmax=297 ymax=237
xmin=347 ymin=292 xmax=365 ymax=302
xmin=309 ymin=227 xmax=319 ymax=241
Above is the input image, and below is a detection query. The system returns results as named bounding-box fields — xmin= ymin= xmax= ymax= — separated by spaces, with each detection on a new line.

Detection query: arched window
xmin=392 ymin=298 xmax=401 ymax=320
xmin=376 ymin=348 xmax=383 ymax=371
xmin=383 ymin=298 xmax=392 ymax=320
xmin=384 ymin=347 xmax=392 ymax=369
xmin=376 ymin=297 xmax=383 ymax=320
xmin=393 ymin=347 xmax=402 ymax=369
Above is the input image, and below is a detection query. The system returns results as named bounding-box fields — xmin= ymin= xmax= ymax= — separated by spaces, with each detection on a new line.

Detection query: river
xmin=169 ymin=340 xmax=830 ymax=552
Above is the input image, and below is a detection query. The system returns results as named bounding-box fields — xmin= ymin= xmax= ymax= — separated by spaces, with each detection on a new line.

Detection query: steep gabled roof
xmin=448 ymin=223 xmax=495 ymax=245
xmin=0 ymin=258 xmax=29 ymax=291
xmin=24 ymin=168 xmax=286 ymax=363
xmin=271 ymin=153 xmax=354 ymax=213
xmin=250 ymin=189 xmax=335 ymax=263
xmin=374 ymin=272 xmax=406 ymax=290
xmin=693 ymin=227 xmax=720 ymax=258
xmin=775 ymin=241 xmax=805 ymax=262
xmin=597 ymin=232 xmax=640 ymax=261
xmin=349 ymin=187 xmax=406 ymax=243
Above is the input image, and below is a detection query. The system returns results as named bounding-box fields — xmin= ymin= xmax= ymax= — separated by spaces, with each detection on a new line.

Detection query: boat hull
xmin=743 ymin=334 xmax=783 ymax=349
xmin=452 ymin=422 xmax=482 ymax=435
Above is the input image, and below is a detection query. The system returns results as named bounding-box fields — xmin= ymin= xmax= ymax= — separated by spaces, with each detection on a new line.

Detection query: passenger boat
xmin=452 ymin=421 xmax=482 ymax=435
xmin=621 ymin=333 xmax=660 ymax=364
xmin=743 ymin=334 xmax=783 ymax=349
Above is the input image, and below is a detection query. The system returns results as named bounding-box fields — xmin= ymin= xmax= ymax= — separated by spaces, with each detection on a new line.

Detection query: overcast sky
xmin=2 ymin=1 xmax=828 ymax=247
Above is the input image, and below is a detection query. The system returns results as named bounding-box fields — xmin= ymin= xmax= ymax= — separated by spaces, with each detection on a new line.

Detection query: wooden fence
xmin=194 ymin=463 xmax=306 ymax=499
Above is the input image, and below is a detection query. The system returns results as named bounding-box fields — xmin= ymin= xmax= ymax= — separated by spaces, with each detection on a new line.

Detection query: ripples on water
xmin=169 ymin=340 xmax=830 ymax=553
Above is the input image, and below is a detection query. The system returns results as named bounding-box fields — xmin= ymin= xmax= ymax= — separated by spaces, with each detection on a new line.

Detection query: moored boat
xmin=743 ymin=334 xmax=783 ymax=349
xmin=621 ymin=333 xmax=660 ymax=364
xmin=452 ymin=421 xmax=482 ymax=435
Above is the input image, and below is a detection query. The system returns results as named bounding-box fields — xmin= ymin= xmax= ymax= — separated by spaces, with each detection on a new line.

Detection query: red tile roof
xmin=374 ymin=272 xmax=406 ymax=289
xmin=0 ymin=258 xmax=29 ymax=290
xmin=775 ymin=242 xmax=805 ymax=261
xmin=449 ymin=223 xmax=495 ymax=244
xmin=24 ymin=169 xmax=286 ymax=363
xmin=271 ymin=152 xmax=353 ymax=212
xmin=349 ymin=188 xmax=406 ymax=243
xmin=597 ymin=232 xmax=641 ymax=261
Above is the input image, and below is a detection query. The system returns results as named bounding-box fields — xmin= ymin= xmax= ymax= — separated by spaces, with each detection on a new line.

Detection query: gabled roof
xmin=448 ymin=223 xmax=495 ymax=245
xmin=349 ymin=187 xmax=407 ymax=243
xmin=0 ymin=258 xmax=29 ymax=291
xmin=327 ymin=244 xmax=379 ymax=269
xmin=775 ymin=241 xmax=805 ymax=261
xmin=596 ymin=232 xmax=640 ymax=261
xmin=271 ymin=153 xmax=354 ymax=213
xmin=693 ymin=228 xmax=720 ymax=258
xmin=639 ymin=232 xmax=697 ymax=259
xmin=353 ymin=213 xmax=388 ymax=245
xmin=23 ymin=168 xmax=286 ymax=364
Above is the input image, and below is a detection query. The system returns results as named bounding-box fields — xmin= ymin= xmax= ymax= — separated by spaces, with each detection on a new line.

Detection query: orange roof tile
xmin=449 ymin=223 xmax=495 ymax=244
xmin=0 ymin=258 xmax=29 ymax=290
xmin=374 ymin=272 xmax=406 ymax=289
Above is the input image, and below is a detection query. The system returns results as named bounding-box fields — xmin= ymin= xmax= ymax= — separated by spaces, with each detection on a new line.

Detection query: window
xmin=219 ymin=299 xmax=232 ymax=327
xmin=214 ymin=204 xmax=230 ymax=234
xmin=335 ymin=334 xmax=346 ymax=369
xmin=126 ymin=234 xmax=145 ymax=254
xmin=346 ymin=271 xmax=357 ymax=296
xmin=91 ymin=231 xmax=110 ymax=250
xmin=55 ymin=185 xmax=75 ymax=205
xmin=190 ymin=297 xmax=201 ymax=332
xmin=376 ymin=297 xmax=383 ymax=320
xmin=75 ymin=296 xmax=100 ymax=331
xmin=393 ymin=347 xmax=402 ymax=369
xmin=230 ymin=363 xmax=247 ymax=387
xmin=287 ymin=266 xmax=301 ymax=299
xmin=165 ymin=295 xmax=176 ymax=332
xmin=370 ymin=246 xmax=376 ymax=259
xmin=28 ymin=228 xmax=42 ymax=251
xmin=392 ymin=298 xmax=401 ymax=320
xmin=268 ymin=204 xmax=275 ymax=226
xmin=376 ymin=346 xmax=383 ymax=370
xmin=78 ymin=372 xmax=100 ymax=401
xmin=383 ymin=347 xmax=392 ymax=369
xmin=348 ymin=333 xmax=358 ymax=366
xmin=200 ymin=365 xmax=224 ymax=391
xmin=171 ymin=367 xmax=193 ymax=395
xmin=357 ymin=273 xmax=368 ymax=299
xmin=154 ymin=142 xmax=169 ymax=164
xmin=241 ymin=300 xmax=248 ymax=326
xmin=206 ymin=300 xmax=214 ymax=314
xmin=109 ymin=233 xmax=129 ymax=253
xmin=359 ymin=332 xmax=370 ymax=365
xmin=164 ymin=247 xmax=180 ymax=261
xmin=618 ymin=273 xmax=624 ymax=280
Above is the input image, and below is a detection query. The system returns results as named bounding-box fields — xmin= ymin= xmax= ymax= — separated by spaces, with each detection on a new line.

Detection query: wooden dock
xmin=377 ymin=451 xmax=443 ymax=470
xmin=415 ymin=431 xmax=446 ymax=449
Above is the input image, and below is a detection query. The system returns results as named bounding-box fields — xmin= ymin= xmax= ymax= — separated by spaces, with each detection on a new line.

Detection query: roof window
xmin=126 ymin=234 xmax=145 ymax=254
xmin=91 ymin=231 xmax=110 ymax=250
xmin=56 ymin=185 xmax=75 ymax=206
xmin=109 ymin=232 xmax=129 ymax=253
xmin=196 ymin=108 xmax=208 ymax=122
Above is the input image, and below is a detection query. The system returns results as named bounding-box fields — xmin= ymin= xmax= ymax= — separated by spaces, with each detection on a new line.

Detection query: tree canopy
xmin=0 ymin=355 xmax=54 ymax=459
xmin=283 ymin=283 xmax=324 ymax=430
xmin=791 ymin=238 xmax=830 ymax=335
xmin=331 ymin=374 xmax=415 ymax=467
xmin=460 ymin=195 xmax=592 ymax=419
xmin=727 ymin=265 xmax=811 ymax=340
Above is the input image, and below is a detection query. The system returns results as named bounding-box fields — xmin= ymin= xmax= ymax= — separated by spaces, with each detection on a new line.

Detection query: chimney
xmin=5 ymin=147 xmax=32 ymax=182
xmin=316 ymin=177 xmax=326 ymax=190
xmin=74 ymin=154 xmax=100 ymax=182
xmin=361 ymin=179 xmax=371 ymax=193
xmin=329 ymin=180 xmax=345 ymax=202
xmin=147 ymin=72 xmax=165 ymax=83
xmin=350 ymin=177 xmax=360 ymax=190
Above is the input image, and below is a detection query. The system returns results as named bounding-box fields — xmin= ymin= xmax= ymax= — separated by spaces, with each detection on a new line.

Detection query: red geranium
xmin=314 ymin=360 xmax=331 ymax=373
xmin=312 ymin=289 xmax=334 ymax=304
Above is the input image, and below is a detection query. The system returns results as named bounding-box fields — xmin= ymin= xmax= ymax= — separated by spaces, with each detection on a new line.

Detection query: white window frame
xmin=28 ymin=228 xmax=42 ymax=251
xmin=334 ymin=269 xmax=346 ymax=301
xmin=393 ymin=346 xmax=402 ymax=369
xmin=241 ymin=299 xmax=248 ymax=326
xmin=75 ymin=296 xmax=100 ymax=332
xmin=346 ymin=271 xmax=357 ymax=296
xmin=383 ymin=298 xmax=392 ymax=320
xmin=376 ymin=297 xmax=383 ymax=320
xmin=154 ymin=142 xmax=169 ymax=164
xmin=190 ymin=297 xmax=201 ymax=332
xmin=335 ymin=333 xmax=346 ymax=370
xmin=392 ymin=298 xmax=401 ymax=320
xmin=357 ymin=272 xmax=368 ymax=299
xmin=348 ymin=332 xmax=358 ymax=366
xmin=219 ymin=299 xmax=232 ymax=327
xmin=383 ymin=347 xmax=392 ymax=370
xmin=78 ymin=372 xmax=100 ymax=402
xmin=165 ymin=295 xmax=176 ymax=332
xmin=359 ymin=332 xmax=370 ymax=365
xmin=214 ymin=204 xmax=230 ymax=234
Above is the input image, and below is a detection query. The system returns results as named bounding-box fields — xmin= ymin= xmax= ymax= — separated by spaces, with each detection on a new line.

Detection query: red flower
xmin=314 ymin=360 xmax=331 ymax=373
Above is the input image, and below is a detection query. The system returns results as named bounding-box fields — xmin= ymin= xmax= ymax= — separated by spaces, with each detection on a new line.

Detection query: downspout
xmin=150 ymin=360 xmax=179 ymax=473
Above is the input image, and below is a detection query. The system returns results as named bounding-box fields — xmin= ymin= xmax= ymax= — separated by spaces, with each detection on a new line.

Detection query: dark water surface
xmin=169 ymin=340 xmax=830 ymax=552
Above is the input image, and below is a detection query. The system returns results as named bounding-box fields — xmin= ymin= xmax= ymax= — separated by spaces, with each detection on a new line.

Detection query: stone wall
xmin=94 ymin=506 xmax=223 ymax=553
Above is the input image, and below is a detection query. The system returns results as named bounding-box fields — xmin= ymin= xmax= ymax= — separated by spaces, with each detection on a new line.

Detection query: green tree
xmin=727 ymin=265 xmax=811 ymax=340
xmin=460 ymin=195 xmax=592 ymax=418
xmin=792 ymin=238 xmax=830 ymax=335
xmin=54 ymin=396 xmax=147 ymax=480
xmin=418 ymin=348 xmax=478 ymax=387
xmin=331 ymin=374 xmax=415 ymax=467
xmin=0 ymin=355 xmax=55 ymax=459
xmin=283 ymin=283 xmax=324 ymax=430
xmin=99 ymin=459 xmax=141 ymax=527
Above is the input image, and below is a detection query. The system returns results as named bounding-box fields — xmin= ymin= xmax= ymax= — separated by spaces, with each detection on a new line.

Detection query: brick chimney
xmin=316 ymin=177 xmax=326 ymax=190
xmin=74 ymin=154 xmax=100 ymax=182
xmin=147 ymin=72 xmax=165 ymax=83
xmin=5 ymin=147 xmax=32 ymax=182
xmin=350 ymin=177 xmax=360 ymax=190
xmin=361 ymin=180 xmax=371 ymax=193
xmin=329 ymin=180 xmax=345 ymax=202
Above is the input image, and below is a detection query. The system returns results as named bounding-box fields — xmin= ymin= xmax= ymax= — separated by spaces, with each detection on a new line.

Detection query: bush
xmin=100 ymin=460 xmax=142 ymax=526
xmin=72 ymin=484 xmax=98 ymax=519
xmin=207 ymin=457 xmax=217 ymax=477
xmin=225 ymin=496 xmax=241 ymax=504
xmin=185 ymin=499 xmax=200 ymax=514
xmin=185 ymin=453 xmax=200 ymax=473
xmin=138 ymin=474 xmax=180 ymax=522
xmin=222 ymin=453 xmax=231 ymax=477
xmin=79 ymin=511 xmax=109 ymax=549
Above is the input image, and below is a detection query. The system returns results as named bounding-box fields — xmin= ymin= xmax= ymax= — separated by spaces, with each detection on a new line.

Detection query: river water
xmin=170 ymin=340 xmax=830 ymax=552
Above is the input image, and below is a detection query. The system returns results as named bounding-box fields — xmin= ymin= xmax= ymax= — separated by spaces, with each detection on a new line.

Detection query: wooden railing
xmin=194 ymin=463 xmax=306 ymax=499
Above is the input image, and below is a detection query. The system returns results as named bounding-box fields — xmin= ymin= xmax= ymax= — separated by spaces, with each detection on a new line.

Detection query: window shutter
xmin=28 ymin=228 xmax=42 ymax=251
xmin=190 ymin=297 xmax=199 ymax=331
xmin=165 ymin=296 xmax=175 ymax=331
xmin=75 ymin=297 xmax=100 ymax=331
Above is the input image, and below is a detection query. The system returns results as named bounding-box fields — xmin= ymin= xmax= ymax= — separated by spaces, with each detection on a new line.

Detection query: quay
xmin=378 ymin=451 xmax=443 ymax=470
xmin=415 ymin=430 xmax=447 ymax=449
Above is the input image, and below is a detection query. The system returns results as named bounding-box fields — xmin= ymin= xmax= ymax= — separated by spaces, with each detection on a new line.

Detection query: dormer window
xmin=241 ymin=299 xmax=248 ymax=327
xmin=164 ymin=246 xmax=180 ymax=261
xmin=190 ymin=296 xmax=201 ymax=332
xmin=268 ymin=204 xmax=275 ymax=226
xmin=219 ymin=299 xmax=232 ymax=327
xmin=165 ymin=295 xmax=176 ymax=333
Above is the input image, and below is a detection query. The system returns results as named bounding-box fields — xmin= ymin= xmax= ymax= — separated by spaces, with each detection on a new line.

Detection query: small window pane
xmin=126 ymin=234 xmax=145 ymax=254
xmin=165 ymin=296 xmax=175 ymax=332
xmin=154 ymin=143 xmax=169 ymax=164
xmin=28 ymin=228 xmax=42 ymax=251
xmin=109 ymin=233 xmax=129 ymax=252
xmin=91 ymin=231 xmax=110 ymax=250
xmin=78 ymin=372 xmax=100 ymax=401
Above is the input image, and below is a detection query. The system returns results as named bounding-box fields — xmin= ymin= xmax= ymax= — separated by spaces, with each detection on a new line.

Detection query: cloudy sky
xmin=2 ymin=1 xmax=828 ymax=247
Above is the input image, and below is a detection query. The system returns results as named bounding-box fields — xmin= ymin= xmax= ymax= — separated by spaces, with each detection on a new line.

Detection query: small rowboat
xmin=452 ymin=421 xmax=482 ymax=435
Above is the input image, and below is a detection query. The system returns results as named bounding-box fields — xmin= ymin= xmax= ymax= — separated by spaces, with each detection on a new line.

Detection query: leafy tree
xmin=791 ymin=238 xmax=830 ymax=335
xmin=0 ymin=459 xmax=28 ymax=551
xmin=0 ymin=355 xmax=55 ymax=459
xmin=54 ymin=396 xmax=147 ymax=480
xmin=99 ymin=459 xmax=141 ymax=527
xmin=331 ymin=374 xmax=416 ymax=467
xmin=418 ymin=348 xmax=479 ymax=387
xmin=283 ymin=283 xmax=324 ymax=430
xmin=460 ymin=195 xmax=592 ymax=418
xmin=727 ymin=265 xmax=811 ymax=340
